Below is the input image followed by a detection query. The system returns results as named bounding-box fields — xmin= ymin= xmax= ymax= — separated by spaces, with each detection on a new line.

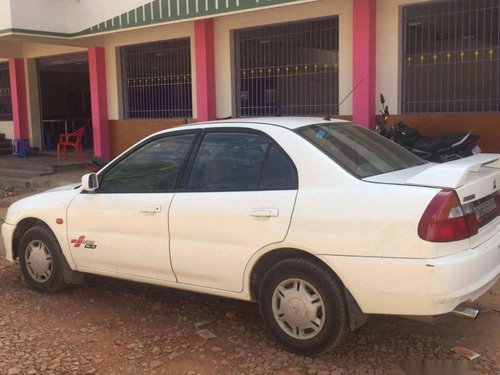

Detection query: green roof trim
xmin=0 ymin=0 xmax=311 ymax=39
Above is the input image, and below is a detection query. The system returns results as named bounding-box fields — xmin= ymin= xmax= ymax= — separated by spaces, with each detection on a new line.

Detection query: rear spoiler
xmin=406 ymin=154 xmax=500 ymax=189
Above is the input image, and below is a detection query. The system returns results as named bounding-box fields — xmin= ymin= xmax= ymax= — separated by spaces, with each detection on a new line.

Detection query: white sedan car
xmin=2 ymin=118 xmax=499 ymax=355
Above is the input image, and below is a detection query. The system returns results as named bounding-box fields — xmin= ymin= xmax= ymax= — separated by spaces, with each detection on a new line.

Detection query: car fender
xmin=5 ymin=185 xmax=81 ymax=269
xmin=241 ymin=241 xmax=335 ymax=297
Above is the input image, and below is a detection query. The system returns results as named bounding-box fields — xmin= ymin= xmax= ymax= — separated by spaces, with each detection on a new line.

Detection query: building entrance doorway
xmin=37 ymin=53 xmax=92 ymax=152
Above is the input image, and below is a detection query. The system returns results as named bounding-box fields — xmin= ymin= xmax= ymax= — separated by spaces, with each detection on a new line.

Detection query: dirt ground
xmin=0 ymin=173 xmax=499 ymax=375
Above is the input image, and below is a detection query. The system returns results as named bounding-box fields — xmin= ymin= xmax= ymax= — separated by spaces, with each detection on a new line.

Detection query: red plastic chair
xmin=57 ymin=127 xmax=85 ymax=160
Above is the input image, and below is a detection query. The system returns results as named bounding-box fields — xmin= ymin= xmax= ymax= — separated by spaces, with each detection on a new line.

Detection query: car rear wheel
xmin=259 ymin=257 xmax=349 ymax=356
xmin=19 ymin=226 xmax=67 ymax=293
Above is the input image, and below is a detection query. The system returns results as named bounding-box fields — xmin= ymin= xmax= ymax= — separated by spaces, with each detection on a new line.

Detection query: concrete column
xmin=194 ymin=19 xmax=216 ymax=122
xmin=8 ymin=58 xmax=29 ymax=140
xmin=88 ymin=46 xmax=110 ymax=160
xmin=26 ymin=59 xmax=42 ymax=149
xmin=353 ymin=0 xmax=376 ymax=128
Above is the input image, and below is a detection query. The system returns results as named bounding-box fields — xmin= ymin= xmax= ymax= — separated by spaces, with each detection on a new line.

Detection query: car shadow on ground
xmin=55 ymin=273 xmax=500 ymax=373
xmin=0 ymin=257 xmax=499 ymax=374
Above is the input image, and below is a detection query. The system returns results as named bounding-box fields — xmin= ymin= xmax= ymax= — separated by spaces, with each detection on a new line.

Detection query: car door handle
xmin=139 ymin=205 xmax=161 ymax=214
xmin=250 ymin=208 xmax=279 ymax=217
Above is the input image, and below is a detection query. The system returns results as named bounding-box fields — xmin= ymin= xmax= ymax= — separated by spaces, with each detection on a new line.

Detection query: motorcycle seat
xmin=412 ymin=132 xmax=471 ymax=152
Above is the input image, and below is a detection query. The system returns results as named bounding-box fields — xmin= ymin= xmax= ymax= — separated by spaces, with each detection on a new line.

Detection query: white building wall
xmin=0 ymin=0 xmax=11 ymax=30
xmin=0 ymin=121 xmax=13 ymax=139
xmin=376 ymin=0 xmax=432 ymax=115
xmin=7 ymin=0 xmax=151 ymax=34
xmin=21 ymin=44 xmax=86 ymax=59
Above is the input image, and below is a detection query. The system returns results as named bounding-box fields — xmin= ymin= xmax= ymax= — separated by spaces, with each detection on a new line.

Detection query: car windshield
xmin=298 ymin=122 xmax=427 ymax=178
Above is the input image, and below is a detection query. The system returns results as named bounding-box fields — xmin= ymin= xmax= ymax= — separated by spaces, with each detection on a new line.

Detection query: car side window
xmin=187 ymin=132 xmax=297 ymax=191
xmin=188 ymin=133 xmax=268 ymax=191
xmin=260 ymin=144 xmax=298 ymax=189
xmin=99 ymin=133 xmax=196 ymax=193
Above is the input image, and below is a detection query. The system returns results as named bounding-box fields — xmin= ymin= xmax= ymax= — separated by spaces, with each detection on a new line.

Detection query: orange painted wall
xmin=376 ymin=113 xmax=500 ymax=153
xmin=108 ymin=113 xmax=500 ymax=158
xmin=109 ymin=118 xmax=194 ymax=158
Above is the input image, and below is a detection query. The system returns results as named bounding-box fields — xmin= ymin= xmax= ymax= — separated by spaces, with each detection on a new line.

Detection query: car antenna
xmin=323 ymin=78 xmax=364 ymax=121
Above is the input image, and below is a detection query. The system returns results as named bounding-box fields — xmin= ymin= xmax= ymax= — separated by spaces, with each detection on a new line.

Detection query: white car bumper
xmin=1 ymin=222 xmax=16 ymax=263
xmin=319 ymin=229 xmax=500 ymax=316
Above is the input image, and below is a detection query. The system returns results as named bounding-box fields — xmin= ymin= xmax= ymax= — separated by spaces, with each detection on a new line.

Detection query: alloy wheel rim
xmin=25 ymin=240 xmax=53 ymax=283
xmin=272 ymin=278 xmax=326 ymax=340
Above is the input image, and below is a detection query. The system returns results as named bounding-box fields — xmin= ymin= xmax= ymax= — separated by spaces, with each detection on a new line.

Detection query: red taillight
xmin=418 ymin=190 xmax=478 ymax=243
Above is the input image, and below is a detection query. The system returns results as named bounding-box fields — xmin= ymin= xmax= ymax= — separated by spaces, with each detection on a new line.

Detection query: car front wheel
xmin=259 ymin=257 xmax=349 ymax=356
xmin=19 ymin=226 xmax=67 ymax=293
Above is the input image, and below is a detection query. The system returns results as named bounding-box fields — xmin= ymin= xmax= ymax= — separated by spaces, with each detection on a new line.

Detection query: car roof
xmin=157 ymin=117 xmax=349 ymax=134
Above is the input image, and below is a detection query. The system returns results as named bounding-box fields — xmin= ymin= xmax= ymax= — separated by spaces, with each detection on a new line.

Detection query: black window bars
xmin=0 ymin=62 xmax=12 ymax=121
xmin=402 ymin=0 xmax=500 ymax=113
xmin=121 ymin=38 xmax=192 ymax=119
xmin=234 ymin=16 xmax=339 ymax=117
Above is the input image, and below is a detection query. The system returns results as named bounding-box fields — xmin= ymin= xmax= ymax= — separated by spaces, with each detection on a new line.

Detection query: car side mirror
xmin=81 ymin=173 xmax=99 ymax=192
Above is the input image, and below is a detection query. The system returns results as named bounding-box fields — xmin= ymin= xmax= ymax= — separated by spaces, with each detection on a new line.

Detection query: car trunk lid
xmin=364 ymin=154 xmax=500 ymax=249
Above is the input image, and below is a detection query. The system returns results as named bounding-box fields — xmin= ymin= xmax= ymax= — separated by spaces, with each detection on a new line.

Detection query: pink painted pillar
xmin=353 ymin=0 xmax=376 ymax=128
xmin=194 ymin=19 xmax=216 ymax=122
xmin=88 ymin=46 xmax=110 ymax=160
xmin=8 ymin=58 xmax=29 ymax=140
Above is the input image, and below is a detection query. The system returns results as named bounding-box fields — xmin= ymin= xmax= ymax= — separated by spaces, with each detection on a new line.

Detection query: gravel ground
xmin=0 ymin=180 xmax=499 ymax=375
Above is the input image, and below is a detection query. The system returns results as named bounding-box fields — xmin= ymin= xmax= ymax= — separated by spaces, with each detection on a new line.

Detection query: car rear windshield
xmin=298 ymin=122 xmax=427 ymax=178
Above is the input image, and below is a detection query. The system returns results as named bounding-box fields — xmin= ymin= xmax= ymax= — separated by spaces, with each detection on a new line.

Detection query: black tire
xmin=18 ymin=226 xmax=68 ymax=293
xmin=259 ymin=257 xmax=349 ymax=356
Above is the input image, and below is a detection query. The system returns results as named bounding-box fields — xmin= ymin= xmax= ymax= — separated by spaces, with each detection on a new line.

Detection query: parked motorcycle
xmin=374 ymin=95 xmax=481 ymax=162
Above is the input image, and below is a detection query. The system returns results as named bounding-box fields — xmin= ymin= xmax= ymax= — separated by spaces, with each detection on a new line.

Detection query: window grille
xmin=121 ymin=38 xmax=192 ymax=119
xmin=235 ymin=17 xmax=339 ymax=117
xmin=402 ymin=0 xmax=500 ymax=113
xmin=0 ymin=62 xmax=12 ymax=121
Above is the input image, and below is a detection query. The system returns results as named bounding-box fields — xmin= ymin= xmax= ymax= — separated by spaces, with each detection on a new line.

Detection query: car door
xmin=67 ymin=131 xmax=199 ymax=281
xmin=169 ymin=128 xmax=298 ymax=292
